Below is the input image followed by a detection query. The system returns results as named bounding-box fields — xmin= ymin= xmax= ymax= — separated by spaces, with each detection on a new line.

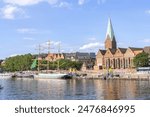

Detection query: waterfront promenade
xmin=1 ymin=69 xmax=150 ymax=80
xmin=74 ymin=70 xmax=150 ymax=80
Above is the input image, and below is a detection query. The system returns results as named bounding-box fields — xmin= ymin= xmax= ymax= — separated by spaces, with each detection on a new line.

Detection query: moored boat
xmin=34 ymin=73 xmax=72 ymax=79
xmin=12 ymin=72 xmax=34 ymax=78
xmin=0 ymin=73 xmax=12 ymax=79
xmin=32 ymin=40 xmax=72 ymax=79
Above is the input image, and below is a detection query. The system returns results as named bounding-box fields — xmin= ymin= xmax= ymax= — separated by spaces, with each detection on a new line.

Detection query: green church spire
xmin=105 ymin=18 xmax=117 ymax=49
xmin=106 ymin=18 xmax=115 ymax=40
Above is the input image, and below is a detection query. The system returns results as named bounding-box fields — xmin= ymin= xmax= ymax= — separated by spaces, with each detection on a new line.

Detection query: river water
xmin=0 ymin=78 xmax=150 ymax=100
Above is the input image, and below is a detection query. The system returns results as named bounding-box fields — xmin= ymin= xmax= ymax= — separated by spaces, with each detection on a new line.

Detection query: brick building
xmin=45 ymin=53 xmax=64 ymax=61
xmin=94 ymin=18 xmax=143 ymax=70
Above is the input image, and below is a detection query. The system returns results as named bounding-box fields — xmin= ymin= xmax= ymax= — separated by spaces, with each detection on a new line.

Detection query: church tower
xmin=105 ymin=18 xmax=117 ymax=50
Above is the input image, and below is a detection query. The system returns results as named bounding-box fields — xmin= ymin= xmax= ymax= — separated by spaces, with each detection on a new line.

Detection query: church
xmin=94 ymin=18 xmax=143 ymax=70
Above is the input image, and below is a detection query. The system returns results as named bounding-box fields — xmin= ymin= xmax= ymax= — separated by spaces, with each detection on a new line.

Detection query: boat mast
xmin=37 ymin=44 xmax=42 ymax=73
xmin=47 ymin=40 xmax=51 ymax=71
xmin=57 ymin=43 xmax=60 ymax=71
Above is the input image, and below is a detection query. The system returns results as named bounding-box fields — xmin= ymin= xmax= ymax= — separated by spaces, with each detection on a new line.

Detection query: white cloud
xmin=3 ymin=0 xmax=41 ymax=6
xmin=79 ymin=42 xmax=104 ymax=50
xmin=23 ymin=37 xmax=35 ymax=41
xmin=78 ymin=0 xmax=85 ymax=5
xmin=97 ymin=0 xmax=107 ymax=5
xmin=47 ymin=0 xmax=59 ymax=5
xmin=56 ymin=2 xmax=71 ymax=8
xmin=145 ymin=10 xmax=150 ymax=14
xmin=0 ymin=5 xmax=25 ymax=19
xmin=46 ymin=40 xmax=61 ymax=46
xmin=1 ymin=0 xmax=63 ymax=19
xmin=17 ymin=28 xmax=37 ymax=34
xmin=3 ymin=0 xmax=59 ymax=6
xmin=143 ymin=39 xmax=150 ymax=43
xmin=88 ymin=37 xmax=97 ymax=41
xmin=39 ymin=40 xmax=61 ymax=51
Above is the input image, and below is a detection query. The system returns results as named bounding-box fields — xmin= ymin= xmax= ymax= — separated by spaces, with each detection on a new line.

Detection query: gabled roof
xmin=109 ymin=49 xmax=116 ymax=54
xmin=99 ymin=49 xmax=106 ymax=55
xmin=129 ymin=47 xmax=143 ymax=51
xmin=118 ymin=48 xmax=127 ymax=54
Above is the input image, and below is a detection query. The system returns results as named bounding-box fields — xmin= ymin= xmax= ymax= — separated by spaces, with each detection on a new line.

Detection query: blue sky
xmin=0 ymin=0 xmax=150 ymax=59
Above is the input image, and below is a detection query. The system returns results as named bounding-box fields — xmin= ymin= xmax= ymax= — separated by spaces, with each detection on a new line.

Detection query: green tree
xmin=57 ymin=59 xmax=83 ymax=70
xmin=4 ymin=54 xmax=33 ymax=72
xmin=133 ymin=52 xmax=149 ymax=67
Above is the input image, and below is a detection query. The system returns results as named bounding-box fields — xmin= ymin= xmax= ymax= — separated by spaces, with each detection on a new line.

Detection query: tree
xmin=4 ymin=54 xmax=33 ymax=72
xmin=133 ymin=52 xmax=149 ymax=67
xmin=56 ymin=59 xmax=83 ymax=70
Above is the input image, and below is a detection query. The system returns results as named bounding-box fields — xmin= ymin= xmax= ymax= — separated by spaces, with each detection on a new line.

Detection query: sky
xmin=0 ymin=0 xmax=150 ymax=59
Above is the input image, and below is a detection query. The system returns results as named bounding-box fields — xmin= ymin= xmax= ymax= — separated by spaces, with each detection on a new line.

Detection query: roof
xmin=118 ymin=48 xmax=127 ymax=54
xmin=129 ymin=47 xmax=143 ymax=51
xmin=63 ymin=53 xmax=76 ymax=57
xmin=32 ymin=53 xmax=48 ymax=59
xmin=144 ymin=46 xmax=150 ymax=54
xmin=106 ymin=18 xmax=115 ymax=40
xmin=89 ymin=53 xmax=96 ymax=58
xmin=109 ymin=49 xmax=116 ymax=54
xmin=76 ymin=52 xmax=89 ymax=57
xmin=99 ymin=49 xmax=106 ymax=55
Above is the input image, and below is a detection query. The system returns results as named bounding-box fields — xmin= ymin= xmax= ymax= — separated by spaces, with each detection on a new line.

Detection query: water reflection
xmin=0 ymin=78 xmax=150 ymax=100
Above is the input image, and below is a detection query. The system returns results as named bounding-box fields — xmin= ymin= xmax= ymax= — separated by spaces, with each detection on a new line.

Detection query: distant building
xmin=33 ymin=52 xmax=96 ymax=70
xmin=45 ymin=53 xmax=64 ymax=61
xmin=144 ymin=46 xmax=150 ymax=54
xmin=0 ymin=60 xmax=4 ymax=72
xmin=33 ymin=53 xmax=47 ymax=60
xmin=0 ymin=60 xmax=3 ymax=65
xmin=63 ymin=53 xmax=76 ymax=61
xmin=94 ymin=18 xmax=143 ymax=70
xmin=64 ymin=52 xmax=96 ymax=70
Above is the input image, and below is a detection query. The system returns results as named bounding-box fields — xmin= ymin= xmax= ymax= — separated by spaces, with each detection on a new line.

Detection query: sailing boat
xmin=32 ymin=41 xmax=72 ymax=79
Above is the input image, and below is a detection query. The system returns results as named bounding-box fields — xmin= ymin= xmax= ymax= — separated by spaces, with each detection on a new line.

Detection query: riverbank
xmin=1 ymin=70 xmax=150 ymax=80
xmin=73 ymin=70 xmax=150 ymax=80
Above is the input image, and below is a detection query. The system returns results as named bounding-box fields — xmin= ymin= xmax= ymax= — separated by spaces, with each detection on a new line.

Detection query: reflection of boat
xmin=34 ymin=73 xmax=72 ymax=79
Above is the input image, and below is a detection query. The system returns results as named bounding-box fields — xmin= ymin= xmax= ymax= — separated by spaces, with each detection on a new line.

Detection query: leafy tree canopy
xmin=4 ymin=54 xmax=33 ymax=72
xmin=133 ymin=52 xmax=149 ymax=67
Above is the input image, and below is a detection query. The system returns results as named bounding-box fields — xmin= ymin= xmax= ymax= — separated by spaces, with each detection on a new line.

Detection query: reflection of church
xmin=94 ymin=18 xmax=143 ymax=70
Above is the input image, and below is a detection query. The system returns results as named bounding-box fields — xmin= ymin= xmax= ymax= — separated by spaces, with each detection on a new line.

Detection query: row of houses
xmin=35 ymin=52 xmax=96 ymax=70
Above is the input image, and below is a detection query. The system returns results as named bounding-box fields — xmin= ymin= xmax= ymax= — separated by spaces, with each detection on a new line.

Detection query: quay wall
xmin=76 ymin=70 xmax=150 ymax=80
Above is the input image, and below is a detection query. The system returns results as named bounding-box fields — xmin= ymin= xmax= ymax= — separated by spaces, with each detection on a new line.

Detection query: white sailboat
xmin=34 ymin=73 xmax=69 ymax=79
xmin=0 ymin=73 xmax=13 ymax=79
xmin=32 ymin=41 xmax=72 ymax=79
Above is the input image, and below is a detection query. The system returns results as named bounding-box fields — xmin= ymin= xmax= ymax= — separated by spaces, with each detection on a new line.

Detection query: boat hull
xmin=0 ymin=73 xmax=12 ymax=79
xmin=34 ymin=73 xmax=71 ymax=79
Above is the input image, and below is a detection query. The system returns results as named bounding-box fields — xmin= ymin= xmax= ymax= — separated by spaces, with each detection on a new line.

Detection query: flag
xmin=30 ymin=59 xmax=37 ymax=69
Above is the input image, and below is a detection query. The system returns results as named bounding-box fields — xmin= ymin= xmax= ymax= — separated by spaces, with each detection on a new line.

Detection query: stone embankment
xmin=75 ymin=70 xmax=150 ymax=80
